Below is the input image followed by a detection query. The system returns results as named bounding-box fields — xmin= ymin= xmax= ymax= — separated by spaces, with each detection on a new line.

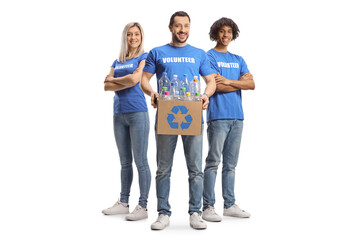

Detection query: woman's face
xmin=127 ymin=26 xmax=142 ymax=50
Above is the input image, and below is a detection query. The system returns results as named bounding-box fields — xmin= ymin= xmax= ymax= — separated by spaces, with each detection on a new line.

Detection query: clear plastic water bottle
xmin=160 ymin=89 xmax=171 ymax=100
xmin=194 ymin=92 xmax=201 ymax=101
xmin=159 ymin=86 xmax=166 ymax=99
xmin=194 ymin=76 xmax=200 ymax=94
xmin=169 ymin=74 xmax=179 ymax=98
xmin=164 ymin=91 xmax=171 ymax=100
xmin=185 ymin=92 xmax=192 ymax=101
xmin=180 ymin=74 xmax=190 ymax=93
xmin=159 ymin=72 xmax=170 ymax=93
xmin=190 ymin=76 xmax=200 ymax=97
xmin=179 ymin=87 xmax=186 ymax=101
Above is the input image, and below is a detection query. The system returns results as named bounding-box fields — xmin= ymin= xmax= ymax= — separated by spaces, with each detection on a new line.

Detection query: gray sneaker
xmin=125 ymin=205 xmax=148 ymax=221
xmin=151 ymin=214 xmax=170 ymax=230
xmin=202 ymin=206 xmax=222 ymax=222
xmin=102 ymin=199 xmax=129 ymax=215
xmin=223 ymin=204 xmax=250 ymax=218
xmin=190 ymin=212 xmax=207 ymax=229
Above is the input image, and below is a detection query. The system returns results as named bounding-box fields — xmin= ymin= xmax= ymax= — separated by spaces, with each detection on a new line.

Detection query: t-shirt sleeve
xmin=239 ymin=56 xmax=250 ymax=76
xmin=111 ymin=59 xmax=117 ymax=68
xmin=143 ymin=50 xmax=156 ymax=74
xmin=138 ymin=52 xmax=148 ymax=63
xmin=199 ymin=51 xmax=217 ymax=76
xmin=206 ymin=51 xmax=220 ymax=73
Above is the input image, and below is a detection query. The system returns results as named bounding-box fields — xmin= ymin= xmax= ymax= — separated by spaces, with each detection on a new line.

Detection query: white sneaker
xmin=223 ymin=204 xmax=250 ymax=218
xmin=190 ymin=212 xmax=207 ymax=229
xmin=151 ymin=214 xmax=170 ymax=230
xmin=102 ymin=199 xmax=129 ymax=215
xmin=202 ymin=206 xmax=222 ymax=222
xmin=125 ymin=205 xmax=148 ymax=221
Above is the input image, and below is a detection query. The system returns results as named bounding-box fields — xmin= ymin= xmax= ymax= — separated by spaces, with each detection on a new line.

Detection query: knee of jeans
xmin=135 ymin=163 xmax=150 ymax=173
xmin=222 ymin=163 xmax=236 ymax=171
xmin=189 ymin=172 xmax=203 ymax=178
xmin=188 ymin=167 xmax=203 ymax=177
xmin=156 ymin=165 xmax=172 ymax=177
xmin=134 ymin=157 xmax=149 ymax=169
xmin=206 ymin=156 xmax=221 ymax=168
xmin=120 ymin=161 xmax=132 ymax=169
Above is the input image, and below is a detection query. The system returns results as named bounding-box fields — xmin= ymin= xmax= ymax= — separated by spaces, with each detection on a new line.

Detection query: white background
xmin=1 ymin=0 xmax=359 ymax=239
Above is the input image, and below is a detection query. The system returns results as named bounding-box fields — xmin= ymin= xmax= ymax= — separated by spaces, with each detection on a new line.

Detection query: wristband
xmin=202 ymin=93 xmax=209 ymax=99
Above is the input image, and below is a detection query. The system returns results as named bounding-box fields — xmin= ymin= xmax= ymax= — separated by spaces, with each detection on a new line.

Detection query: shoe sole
xmin=223 ymin=213 xmax=250 ymax=218
xmin=202 ymin=217 xmax=222 ymax=222
xmin=190 ymin=224 xmax=207 ymax=230
xmin=125 ymin=215 xmax=148 ymax=221
xmin=102 ymin=211 xmax=129 ymax=215
xmin=202 ymin=214 xmax=222 ymax=222
xmin=151 ymin=222 xmax=170 ymax=230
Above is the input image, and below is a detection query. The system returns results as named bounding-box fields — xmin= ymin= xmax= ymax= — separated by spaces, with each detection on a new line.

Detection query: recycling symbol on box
xmin=167 ymin=106 xmax=193 ymax=130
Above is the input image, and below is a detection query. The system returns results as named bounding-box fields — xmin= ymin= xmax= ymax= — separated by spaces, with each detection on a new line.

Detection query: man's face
xmin=169 ymin=16 xmax=190 ymax=43
xmin=217 ymin=25 xmax=233 ymax=47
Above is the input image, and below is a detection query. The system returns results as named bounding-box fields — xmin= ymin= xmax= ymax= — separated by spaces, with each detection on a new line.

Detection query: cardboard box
xmin=157 ymin=99 xmax=202 ymax=135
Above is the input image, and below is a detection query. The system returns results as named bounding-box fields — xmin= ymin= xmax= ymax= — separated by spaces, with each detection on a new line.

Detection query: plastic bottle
xmin=180 ymin=74 xmax=190 ymax=93
xmin=159 ymin=87 xmax=169 ymax=100
xmin=169 ymin=74 xmax=180 ymax=98
xmin=185 ymin=92 xmax=192 ymax=101
xmin=190 ymin=76 xmax=200 ymax=97
xmin=159 ymin=72 xmax=170 ymax=93
xmin=164 ymin=91 xmax=171 ymax=100
xmin=190 ymin=79 xmax=195 ymax=97
xmin=160 ymin=90 xmax=171 ymax=100
xmin=194 ymin=92 xmax=201 ymax=101
xmin=179 ymin=87 xmax=186 ymax=101
xmin=194 ymin=76 xmax=200 ymax=96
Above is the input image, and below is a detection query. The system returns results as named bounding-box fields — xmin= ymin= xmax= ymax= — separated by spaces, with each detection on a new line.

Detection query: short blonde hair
xmin=118 ymin=22 xmax=145 ymax=63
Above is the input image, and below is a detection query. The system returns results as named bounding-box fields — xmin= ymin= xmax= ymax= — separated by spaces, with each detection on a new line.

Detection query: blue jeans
xmin=155 ymin=124 xmax=204 ymax=216
xmin=113 ymin=112 xmax=151 ymax=208
xmin=203 ymin=119 xmax=243 ymax=209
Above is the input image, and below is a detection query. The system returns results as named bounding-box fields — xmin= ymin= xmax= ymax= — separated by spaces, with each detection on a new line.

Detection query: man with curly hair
xmin=202 ymin=17 xmax=255 ymax=222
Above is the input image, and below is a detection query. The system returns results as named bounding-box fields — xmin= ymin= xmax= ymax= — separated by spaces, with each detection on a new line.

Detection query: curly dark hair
xmin=209 ymin=17 xmax=240 ymax=41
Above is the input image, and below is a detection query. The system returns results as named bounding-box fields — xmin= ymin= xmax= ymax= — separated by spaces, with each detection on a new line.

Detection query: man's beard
xmin=172 ymin=32 xmax=189 ymax=44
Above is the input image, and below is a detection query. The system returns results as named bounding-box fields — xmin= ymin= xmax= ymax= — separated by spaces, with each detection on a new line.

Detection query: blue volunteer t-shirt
xmin=143 ymin=44 xmax=216 ymax=91
xmin=111 ymin=52 xmax=148 ymax=114
xmin=206 ymin=49 xmax=249 ymax=122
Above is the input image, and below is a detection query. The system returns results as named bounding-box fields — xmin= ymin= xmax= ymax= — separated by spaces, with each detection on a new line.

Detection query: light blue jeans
xmin=114 ymin=112 xmax=151 ymax=208
xmin=155 ymin=124 xmax=204 ymax=216
xmin=203 ymin=119 xmax=243 ymax=209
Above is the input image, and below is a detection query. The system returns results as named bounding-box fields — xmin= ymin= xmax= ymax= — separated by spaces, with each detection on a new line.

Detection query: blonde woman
xmin=102 ymin=22 xmax=150 ymax=221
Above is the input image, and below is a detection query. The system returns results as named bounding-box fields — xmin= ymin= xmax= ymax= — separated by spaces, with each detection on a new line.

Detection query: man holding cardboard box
xmin=140 ymin=11 xmax=216 ymax=230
